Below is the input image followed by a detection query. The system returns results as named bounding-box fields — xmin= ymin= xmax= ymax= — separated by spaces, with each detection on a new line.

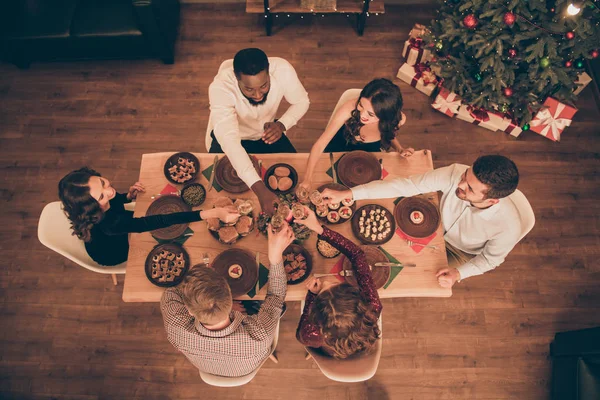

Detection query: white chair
xmin=199 ymin=319 xmax=280 ymax=387
xmin=507 ymin=189 xmax=535 ymax=241
xmin=301 ymin=300 xmax=383 ymax=382
xmin=37 ymin=201 xmax=135 ymax=285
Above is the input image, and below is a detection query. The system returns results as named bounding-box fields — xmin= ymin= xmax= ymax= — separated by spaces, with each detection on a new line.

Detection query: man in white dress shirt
xmin=208 ymin=48 xmax=310 ymax=214
xmin=322 ymin=155 xmax=525 ymax=288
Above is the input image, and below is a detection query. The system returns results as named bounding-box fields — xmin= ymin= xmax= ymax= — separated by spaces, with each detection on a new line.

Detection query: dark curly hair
xmin=233 ymin=48 xmax=269 ymax=79
xmin=58 ymin=167 xmax=104 ymax=242
xmin=472 ymin=155 xmax=519 ymax=199
xmin=344 ymin=78 xmax=403 ymax=151
xmin=309 ymin=283 xmax=381 ymax=359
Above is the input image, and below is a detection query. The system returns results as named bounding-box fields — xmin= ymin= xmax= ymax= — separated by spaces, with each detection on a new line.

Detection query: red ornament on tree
xmin=591 ymin=49 xmax=599 ymax=59
xmin=503 ymin=12 xmax=516 ymax=26
xmin=508 ymin=48 xmax=517 ymax=58
xmin=566 ymin=31 xmax=575 ymax=40
xmin=565 ymin=60 xmax=573 ymax=68
xmin=503 ymin=87 xmax=513 ymax=97
xmin=463 ymin=14 xmax=478 ymax=29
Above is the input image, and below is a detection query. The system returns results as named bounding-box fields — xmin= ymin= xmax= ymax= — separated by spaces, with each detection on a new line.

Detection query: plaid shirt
xmin=160 ymin=261 xmax=286 ymax=377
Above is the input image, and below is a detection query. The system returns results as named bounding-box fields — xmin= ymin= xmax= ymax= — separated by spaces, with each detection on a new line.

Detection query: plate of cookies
xmin=144 ymin=243 xmax=190 ymax=287
xmin=207 ymin=196 xmax=255 ymax=245
xmin=283 ymin=244 xmax=312 ymax=284
xmin=264 ymin=163 xmax=298 ymax=195
xmin=352 ymin=204 xmax=395 ymax=245
xmin=313 ymin=183 xmax=356 ymax=225
xmin=163 ymin=152 xmax=200 ymax=185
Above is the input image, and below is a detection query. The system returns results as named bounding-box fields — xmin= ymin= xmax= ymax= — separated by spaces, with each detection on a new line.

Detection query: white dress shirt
xmin=208 ymin=57 xmax=310 ymax=187
xmin=351 ymin=164 xmax=524 ymax=280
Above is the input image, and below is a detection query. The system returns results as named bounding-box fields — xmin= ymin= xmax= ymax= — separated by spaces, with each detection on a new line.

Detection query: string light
xmin=567 ymin=3 xmax=581 ymax=15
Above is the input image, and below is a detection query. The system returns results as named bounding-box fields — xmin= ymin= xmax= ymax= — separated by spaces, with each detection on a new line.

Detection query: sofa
xmin=0 ymin=0 xmax=180 ymax=68
xmin=550 ymin=326 xmax=600 ymax=400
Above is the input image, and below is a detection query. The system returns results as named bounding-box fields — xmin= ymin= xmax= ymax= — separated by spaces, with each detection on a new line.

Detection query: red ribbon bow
xmin=467 ymin=106 xmax=490 ymax=123
xmin=409 ymin=37 xmax=424 ymax=49
xmin=411 ymin=63 xmax=437 ymax=87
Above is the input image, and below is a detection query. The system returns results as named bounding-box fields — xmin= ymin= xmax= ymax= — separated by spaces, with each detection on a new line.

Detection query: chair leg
xmin=305 ymin=352 xmax=312 ymax=360
xmin=111 ymin=274 xmax=118 ymax=286
xmin=269 ymin=352 xmax=279 ymax=364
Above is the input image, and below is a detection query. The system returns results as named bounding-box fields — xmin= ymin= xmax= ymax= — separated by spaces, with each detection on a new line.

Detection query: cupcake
xmin=327 ymin=211 xmax=340 ymax=223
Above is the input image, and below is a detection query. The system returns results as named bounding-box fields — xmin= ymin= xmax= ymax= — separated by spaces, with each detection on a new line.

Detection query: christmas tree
xmin=428 ymin=0 xmax=600 ymax=125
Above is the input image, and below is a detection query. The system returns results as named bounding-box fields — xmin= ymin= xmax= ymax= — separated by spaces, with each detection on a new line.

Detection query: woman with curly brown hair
xmin=58 ymin=167 xmax=239 ymax=266
xmin=299 ymin=78 xmax=414 ymax=193
xmin=294 ymin=207 xmax=382 ymax=359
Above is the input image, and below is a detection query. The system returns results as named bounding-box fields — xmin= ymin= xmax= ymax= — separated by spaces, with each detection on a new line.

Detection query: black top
xmin=323 ymin=124 xmax=382 ymax=153
xmin=85 ymin=193 xmax=202 ymax=266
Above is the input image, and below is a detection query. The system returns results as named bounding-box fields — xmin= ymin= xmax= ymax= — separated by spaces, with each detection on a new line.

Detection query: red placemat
xmin=329 ymin=256 xmax=346 ymax=282
xmin=251 ymin=155 xmax=268 ymax=180
xmin=395 ymin=228 xmax=437 ymax=254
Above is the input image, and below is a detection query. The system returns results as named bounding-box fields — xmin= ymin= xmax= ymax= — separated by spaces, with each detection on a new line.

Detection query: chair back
xmin=37 ymin=201 xmax=126 ymax=274
xmin=199 ymin=319 xmax=280 ymax=386
xmin=507 ymin=189 xmax=535 ymax=242
xmin=327 ymin=88 xmax=362 ymax=128
xmin=301 ymin=300 xmax=383 ymax=382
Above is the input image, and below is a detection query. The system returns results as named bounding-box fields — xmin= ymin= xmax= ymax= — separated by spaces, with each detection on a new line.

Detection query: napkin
xmin=160 ymin=184 xmax=179 ymax=195
xmin=329 ymin=256 xmax=346 ymax=282
xmin=395 ymin=229 xmax=438 ymax=254
xmin=201 ymin=164 xmax=223 ymax=192
xmin=247 ymin=263 xmax=270 ymax=298
xmin=378 ymin=246 xmax=404 ymax=289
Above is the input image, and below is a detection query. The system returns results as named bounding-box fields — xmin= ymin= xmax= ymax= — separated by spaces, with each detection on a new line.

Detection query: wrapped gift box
xmin=574 ymin=72 xmax=592 ymax=96
xmin=402 ymin=37 xmax=433 ymax=66
xmin=396 ymin=62 xmax=438 ymax=96
xmin=530 ymin=97 xmax=577 ymax=142
xmin=497 ymin=117 xmax=523 ymax=137
xmin=456 ymin=105 xmax=505 ymax=131
xmin=431 ymin=88 xmax=461 ymax=117
xmin=409 ymin=23 xmax=430 ymax=39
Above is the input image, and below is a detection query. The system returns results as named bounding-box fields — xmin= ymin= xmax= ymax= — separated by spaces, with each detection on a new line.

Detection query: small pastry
xmin=228 ymin=264 xmax=243 ymax=279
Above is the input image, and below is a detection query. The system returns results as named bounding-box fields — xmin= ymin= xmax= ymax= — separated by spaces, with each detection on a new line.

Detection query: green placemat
xmin=201 ymin=164 xmax=223 ymax=192
xmin=247 ymin=263 xmax=270 ymax=298
xmin=379 ymin=246 xmax=404 ymax=289
xmin=153 ymin=227 xmax=194 ymax=246
xmin=393 ymin=196 xmax=405 ymax=205
xmin=325 ymin=155 xmax=341 ymax=183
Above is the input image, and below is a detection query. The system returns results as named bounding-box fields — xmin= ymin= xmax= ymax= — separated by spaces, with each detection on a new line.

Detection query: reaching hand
xmin=436 ymin=268 xmax=461 ymax=288
xmin=262 ymin=121 xmax=285 ymax=145
xmin=305 ymin=275 xmax=323 ymax=295
xmin=293 ymin=205 xmax=323 ymax=234
xmin=267 ymin=222 xmax=295 ymax=265
xmin=214 ymin=206 xmax=240 ymax=224
xmin=231 ymin=301 xmax=247 ymax=315
xmin=400 ymin=147 xmax=415 ymax=158
xmin=127 ymin=182 xmax=146 ymax=200
xmin=321 ymin=188 xmax=352 ymax=206
xmin=259 ymin=190 xmax=279 ymax=216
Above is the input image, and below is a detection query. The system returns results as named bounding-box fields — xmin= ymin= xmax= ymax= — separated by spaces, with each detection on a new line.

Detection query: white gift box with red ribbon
xmin=396 ymin=62 xmax=438 ymax=96
xmin=431 ymin=88 xmax=461 ymax=117
xmin=402 ymin=37 xmax=433 ymax=66
xmin=456 ymin=105 xmax=505 ymax=131
xmin=530 ymin=97 xmax=577 ymax=142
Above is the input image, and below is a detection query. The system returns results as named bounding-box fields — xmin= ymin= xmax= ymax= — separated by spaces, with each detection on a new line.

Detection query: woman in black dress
xmin=300 ymin=78 xmax=414 ymax=191
xmin=58 ymin=167 xmax=239 ymax=266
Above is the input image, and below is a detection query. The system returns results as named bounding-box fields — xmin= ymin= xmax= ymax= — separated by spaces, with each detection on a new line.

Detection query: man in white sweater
xmin=322 ymin=155 xmax=526 ymax=288
xmin=207 ymin=48 xmax=310 ymax=215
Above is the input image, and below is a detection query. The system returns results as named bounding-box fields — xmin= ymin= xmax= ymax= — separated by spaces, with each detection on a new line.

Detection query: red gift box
xmin=530 ymin=97 xmax=577 ymax=142
xmin=431 ymin=88 xmax=461 ymax=117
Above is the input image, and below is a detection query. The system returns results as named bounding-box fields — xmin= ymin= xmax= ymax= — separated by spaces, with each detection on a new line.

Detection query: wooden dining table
xmin=122 ymin=150 xmax=451 ymax=302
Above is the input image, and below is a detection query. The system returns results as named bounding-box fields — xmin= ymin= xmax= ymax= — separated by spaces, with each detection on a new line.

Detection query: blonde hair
xmin=181 ymin=266 xmax=232 ymax=325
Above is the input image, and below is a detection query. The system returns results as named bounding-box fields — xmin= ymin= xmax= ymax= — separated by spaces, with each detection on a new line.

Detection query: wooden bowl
xmin=342 ymin=245 xmax=390 ymax=289
xmin=394 ymin=196 xmax=440 ymax=238
xmin=180 ymin=183 xmax=206 ymax=207
xmin=351 ymin=204 xmax=395 ymax=245
xmin=263 ymin=163 xmax=298 ymax=195
xmin=210 ymin=248 xmax=258 ymax=297
xmin=144 ymin=243 xmax=190 ymax=287
xmin=214 ymin=156 xmax=261 ymax=193
xmin=283 ymin=243 xmax=313 ymax=285
xmin=145 ymin=195 xmax=191 ymax=240
xmin=163 ymin=152 xmax=200 ymax=185
xmin=316 ymin=238 xmax=341 ymax=259
xmin=336 ymin=150 xmax=381 ymax=188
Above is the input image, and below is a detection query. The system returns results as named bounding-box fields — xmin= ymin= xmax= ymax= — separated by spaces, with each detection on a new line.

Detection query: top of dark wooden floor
xmin=1 ymin=4 xmax=599 ymax=400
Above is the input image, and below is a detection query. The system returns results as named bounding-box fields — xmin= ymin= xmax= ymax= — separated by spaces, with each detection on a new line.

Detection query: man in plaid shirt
xmin=161 ymin=223 xmax=295 ymax=377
